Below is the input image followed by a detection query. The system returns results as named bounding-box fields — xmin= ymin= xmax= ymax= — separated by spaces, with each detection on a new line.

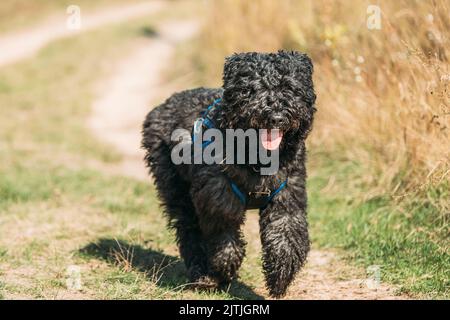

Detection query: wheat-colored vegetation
xmin=193 ymin=0 xmax=449 ymax=206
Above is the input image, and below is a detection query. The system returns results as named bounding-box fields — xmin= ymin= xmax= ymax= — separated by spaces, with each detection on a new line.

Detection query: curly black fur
xmin=142 ymin=50 xmax=316 ymax=297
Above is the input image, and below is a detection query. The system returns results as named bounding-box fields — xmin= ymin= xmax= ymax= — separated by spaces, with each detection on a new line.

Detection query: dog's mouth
xmin=260 ymin=129 xmax=283 ymax=150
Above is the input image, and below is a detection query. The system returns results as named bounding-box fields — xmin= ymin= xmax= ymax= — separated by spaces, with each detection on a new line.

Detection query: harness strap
xmin=230 ymin=178 xmax=288 ymax=209
xmin=192 ymin=98 xmax=221 ymax=143
xmin=202 ymin=117 xmax=214 ymax=129
xmin=230 ymin=181 xmax=247 ymax=205
xmin=267 ymin=179 xmax=288 ymax=202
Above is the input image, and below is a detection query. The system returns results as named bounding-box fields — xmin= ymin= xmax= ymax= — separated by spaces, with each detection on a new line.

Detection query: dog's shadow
xmin=79 ymin=238 xmax=264 ymax=300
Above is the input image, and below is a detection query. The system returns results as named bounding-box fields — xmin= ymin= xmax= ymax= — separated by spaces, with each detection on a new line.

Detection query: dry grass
xmin=192 ymin=0 xmax=449 ymax=208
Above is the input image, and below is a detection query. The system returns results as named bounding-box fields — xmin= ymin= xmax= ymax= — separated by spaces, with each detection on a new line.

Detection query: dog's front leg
xmin=259 ymin=194 xmax=310 ymax=297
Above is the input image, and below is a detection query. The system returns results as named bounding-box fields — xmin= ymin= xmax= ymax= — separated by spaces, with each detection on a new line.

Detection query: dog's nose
xmin=269 ymin=114 xmax=285 ymax=128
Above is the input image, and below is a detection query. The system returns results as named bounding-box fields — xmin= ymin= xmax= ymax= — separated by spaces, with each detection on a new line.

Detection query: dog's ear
xmin=277 ymin=50 xmax=316 ymax=107
xmin=277 ymin=50 xmax=314 ymax=79
xmin=222 ymin=52 xmax=259 ymax=87
xmin=222 ymin=52 xmax=260 ymax=105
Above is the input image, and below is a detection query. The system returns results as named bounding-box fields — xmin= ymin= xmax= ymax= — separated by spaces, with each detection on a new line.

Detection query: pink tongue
xmin=261 ymin=129 xmax=283 ymax=150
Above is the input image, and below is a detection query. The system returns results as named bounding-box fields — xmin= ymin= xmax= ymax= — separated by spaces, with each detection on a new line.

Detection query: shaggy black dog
xmin=142 ymin=50 xmax=316 ymax=297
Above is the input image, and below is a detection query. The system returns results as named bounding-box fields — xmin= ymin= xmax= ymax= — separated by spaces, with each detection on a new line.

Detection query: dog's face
xmin=222 ymin=51 xmax=316 ymax=153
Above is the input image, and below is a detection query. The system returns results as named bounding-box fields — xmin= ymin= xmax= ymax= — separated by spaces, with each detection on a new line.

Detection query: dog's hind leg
xmin=144 ymin=143 xmax=209 ymax=286
xmin=259 ymin=191 xmax=310 ymax=298
xmin=202 ymin=228 xmax=246 ymax=286
xmin=191 ymin=174 xmax=247 ymax=286
xmin=170 ymin=205 xmax=210 ymax=287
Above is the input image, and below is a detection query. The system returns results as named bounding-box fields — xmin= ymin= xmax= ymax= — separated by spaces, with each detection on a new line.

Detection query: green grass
xmin=307 ymin=153 xmax=449 ymax=299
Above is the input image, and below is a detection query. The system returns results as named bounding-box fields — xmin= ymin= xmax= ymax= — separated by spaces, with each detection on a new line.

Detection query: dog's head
xmin=221 ymin=50 xmax=316 ymax=155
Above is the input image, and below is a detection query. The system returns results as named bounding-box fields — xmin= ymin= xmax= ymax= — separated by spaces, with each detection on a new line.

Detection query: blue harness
xmin=192 ymin=98 xmax=288 ymax=210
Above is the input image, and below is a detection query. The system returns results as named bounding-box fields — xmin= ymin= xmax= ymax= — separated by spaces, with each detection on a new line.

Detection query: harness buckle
xmin=248 ymin=190 xmax=271 ymax=197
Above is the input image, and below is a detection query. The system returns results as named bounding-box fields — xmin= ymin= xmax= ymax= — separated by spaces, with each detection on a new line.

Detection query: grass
xmin=307 ymin=153 xmax=449 ymax=299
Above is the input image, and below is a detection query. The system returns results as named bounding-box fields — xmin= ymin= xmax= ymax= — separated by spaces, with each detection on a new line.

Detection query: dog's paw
xmin=209 ymin=242 xmax=244 ymax=282
xmin=267 ymin=281 xmax=289 ymax=298
xmin=191 ymin=275 xmax=220 ymax=290
xmin=263 ymin=264 xmax=293 ymax=298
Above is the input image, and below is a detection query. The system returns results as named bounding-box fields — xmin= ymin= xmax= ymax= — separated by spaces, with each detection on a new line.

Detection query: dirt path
xmin=0 ymin=1 xmax=165 ymax=67
xmin=88 ymin=20 xmax=200 ymax=180
xmin=88 ymin=21 xmax=407 ymax=299
xmin=290 ymin=250 xmax=402 ymax=299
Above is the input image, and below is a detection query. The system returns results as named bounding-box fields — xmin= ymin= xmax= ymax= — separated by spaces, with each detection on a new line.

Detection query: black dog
xmin=142 ymin=50 xmax=316 ymax=297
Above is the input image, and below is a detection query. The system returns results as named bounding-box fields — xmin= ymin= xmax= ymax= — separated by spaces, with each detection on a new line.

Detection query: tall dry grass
xmin=193 ymin=0 xmax=449 ymax=207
